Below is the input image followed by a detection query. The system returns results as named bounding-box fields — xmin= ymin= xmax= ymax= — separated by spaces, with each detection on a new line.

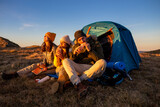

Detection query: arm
xmin=44 ymin=44 xmax=57 ymax=70
xmin=43 ymin=53 xmax=47 ymax=66
xmin=87 ymin=50 xmax=99 ymax=62
xmin=69 ymin=44 xmax=79 ymax=60
xmin=70 ymin=44 xmax=86 ymax=61
xmin=53 ymin=46 xmax=64 ymax=67
xmin=46 ymin=64 xmax=56 ymax=70
xmin=93 ymin=41 xmax=104 ymax=59
xmin=54 ymin=54 xmax=62 ymax=67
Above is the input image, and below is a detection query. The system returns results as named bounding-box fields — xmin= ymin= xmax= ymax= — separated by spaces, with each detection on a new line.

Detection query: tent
xmin=82 ymin=21 xmax=141 ymax=72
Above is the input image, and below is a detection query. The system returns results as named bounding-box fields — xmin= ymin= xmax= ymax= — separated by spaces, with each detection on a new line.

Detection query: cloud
xmin=126 ymin=23 xmax=144 ymax=28
xmin=23 ymin=24 xmax=34 ymax=27
xmin=19 ymin=23 xmax=34 ymax=30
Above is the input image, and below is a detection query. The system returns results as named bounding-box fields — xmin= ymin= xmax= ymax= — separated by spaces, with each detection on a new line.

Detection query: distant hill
xmin=146 ymin=49 xmax=160 ymax=54
xmin=138 ymin=51 xmax=146 ymax=53
xmin=139 ymin=49 xmax=160 ymax=58
xmin=0 ymin=37 xmax=20 ymax=48
xmin=25 ymin=45 xmax=40 ymax=48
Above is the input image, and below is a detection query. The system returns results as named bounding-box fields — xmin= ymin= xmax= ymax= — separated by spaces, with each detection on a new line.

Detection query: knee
xmin=97 ymin=59 xmax=107 ymax=68
xmin=58 ymin=75 xmax=65 ymax=83
xmin=58 ymin=74 xmax=69 ymax=83
xmin=31 ymin=63 xmax=37 ymax=68
xmin=62 ymin=58 xmax=70 ymax=62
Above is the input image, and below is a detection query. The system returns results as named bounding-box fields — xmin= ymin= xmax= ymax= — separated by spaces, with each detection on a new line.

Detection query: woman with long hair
xmin=2 ymin=32 xmax=57 ymax=80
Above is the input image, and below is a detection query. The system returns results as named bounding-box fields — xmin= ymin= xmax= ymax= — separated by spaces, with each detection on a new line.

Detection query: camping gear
xmin=36 ymin=76 xmax=50 ymax=83
xmin=82 ymin=21 xmax=141 ymax=73
xmin=47 ymin=74 xmax=58 ymax=78
xmin=107 ymin=61 xmax=133 ymax=80
xmin=107 ymin=61 xmax=125 ymax=71
xmin=107 ymin=27 xmax=113 ymax=32
xmin=97 ymin=68 xmax=124 ymax=86
xmin=86 ymin=26 xmax=91 ymax=36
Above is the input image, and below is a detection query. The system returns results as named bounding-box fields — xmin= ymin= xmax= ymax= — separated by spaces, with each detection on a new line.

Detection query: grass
xmin=0 ymin=47 xmax=160 ymax=107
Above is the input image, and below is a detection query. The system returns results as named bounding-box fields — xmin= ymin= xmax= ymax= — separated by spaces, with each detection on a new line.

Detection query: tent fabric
xmin=82 ymin=21 xmax=141 ymax=72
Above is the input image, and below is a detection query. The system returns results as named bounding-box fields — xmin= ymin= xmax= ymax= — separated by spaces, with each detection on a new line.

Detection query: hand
xmin=42 ymin=67 xmax=47 ymax=72
xmin=86 ymin=34 xmax=91 ymax=38
xmin=56 ymin=47 xmax=64 ymax=60
xmin=83 ymin=43 xmax=91 ymax=52
xmin=73 ymin=45 xmax=84 ymax=55
xmin=37 ymin=63 xmax=40 ymax=67
xmin=37 ymin=63 xmax=46 ymax=68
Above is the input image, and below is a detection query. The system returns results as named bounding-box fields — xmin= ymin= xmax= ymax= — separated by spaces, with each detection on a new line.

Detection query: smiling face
xmin=44 ymin=35 xmax=50 ymax=42
xmin=60 ymin=41 xmax=69 ymax=48
xmin=77 ymin=36 xmax=87 ymax=44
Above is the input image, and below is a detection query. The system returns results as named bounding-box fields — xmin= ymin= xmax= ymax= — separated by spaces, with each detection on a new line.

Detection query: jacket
xmin=54 ymin=46 xmax=70 ymax=67
xmin=70 ymin=37 xmax=104 ymax=64
xmin=43 ymin=43 xmax=57 ymax=70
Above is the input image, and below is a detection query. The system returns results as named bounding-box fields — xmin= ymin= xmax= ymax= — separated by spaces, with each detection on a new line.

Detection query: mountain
xmin=0 ymin=37 xmax=20 ymax=48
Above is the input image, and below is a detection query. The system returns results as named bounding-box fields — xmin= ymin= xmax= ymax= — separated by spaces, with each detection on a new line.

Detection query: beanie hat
xmin=60 ymin=35 xmax=72 ymax=45
xmin=74 ymin=30 xmax=86 ymax=41
xmin=45 ymin=32 xmax=56 ymax=42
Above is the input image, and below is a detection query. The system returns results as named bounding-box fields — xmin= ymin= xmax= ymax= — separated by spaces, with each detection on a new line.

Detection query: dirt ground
xmin=0 ymin=47 xmax=160 ymax=107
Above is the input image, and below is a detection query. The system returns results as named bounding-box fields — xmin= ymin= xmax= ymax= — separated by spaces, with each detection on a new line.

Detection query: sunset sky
xmin=0 ymin=0 xmax=160 ymax=51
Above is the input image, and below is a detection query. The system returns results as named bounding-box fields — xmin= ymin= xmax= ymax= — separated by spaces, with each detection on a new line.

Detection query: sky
xmin=0 ymin=0 xmax=160 ymax=51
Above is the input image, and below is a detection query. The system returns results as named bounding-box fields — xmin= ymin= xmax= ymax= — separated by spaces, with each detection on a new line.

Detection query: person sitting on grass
xmin=2 ymin=32 xmax=57 ymax=80
xmin=53 ymin=35 xmax=72 ymax=93
xmin=71 ymin=30 xmax=104 ymax=64
xmin=55 ymin=32 xmax=106 ymax=97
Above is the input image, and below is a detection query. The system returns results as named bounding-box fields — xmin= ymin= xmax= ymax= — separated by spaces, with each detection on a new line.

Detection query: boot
xmin=49 ymin=81 xmax=59 ymax=94
xmin=76 ymin=83 xmax=88 ymax=98
xmin=2 ymin=72 xmax=19 ymax=80
xmin=64 ymin=80 xmax=73 ymax=88
xmin=57 ymin=74 xmax=69 ymax=94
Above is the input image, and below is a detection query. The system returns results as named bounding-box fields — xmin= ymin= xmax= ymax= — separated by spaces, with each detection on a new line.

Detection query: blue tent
xmin=82 ymin=21 xmax=141 ymax=72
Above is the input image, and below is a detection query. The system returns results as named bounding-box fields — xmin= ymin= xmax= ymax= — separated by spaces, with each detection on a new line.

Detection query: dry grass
xmin=0 ymin=48 xmax=160 ymax=107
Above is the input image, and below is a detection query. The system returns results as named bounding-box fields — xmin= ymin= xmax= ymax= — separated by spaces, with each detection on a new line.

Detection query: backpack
xmin=97 ymin=68 xmax=124 ymax=86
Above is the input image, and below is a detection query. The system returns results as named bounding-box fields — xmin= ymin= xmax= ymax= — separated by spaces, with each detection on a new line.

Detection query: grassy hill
xmin=146 ymin=49 xmax=160 ymax=54
xmin=0 ymin=47 xmax=160 ymax=107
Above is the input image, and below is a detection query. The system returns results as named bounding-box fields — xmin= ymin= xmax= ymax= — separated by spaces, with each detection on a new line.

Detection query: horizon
xmin=0 ymin=35 xmax=159 ymax=52
xmin=0 ymin=0 xmax=160 ymax=51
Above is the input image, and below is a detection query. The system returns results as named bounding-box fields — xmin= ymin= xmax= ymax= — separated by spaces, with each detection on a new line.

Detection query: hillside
xmin=0 ymin=48 xmax=160 ymax=107
xmin=146 ymin=49 xmax=160 ymax=54
xmin=0 ymin=37 xmax=20 ymax=48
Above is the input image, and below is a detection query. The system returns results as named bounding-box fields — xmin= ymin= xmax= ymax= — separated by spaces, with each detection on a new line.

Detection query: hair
xmin=59 ymin=42 xmax=70 ymax=58
xmin=64 ymin=44 xmax=70 ymax=58
xmin=41 ymin=39 xmax=53 ymax=52
xmin=74 ymin=30 xmax=86 ymax=42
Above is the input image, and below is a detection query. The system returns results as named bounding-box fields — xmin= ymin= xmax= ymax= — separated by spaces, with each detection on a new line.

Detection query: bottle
xmin=35 ymin=79 xmax=40 ymax=82
xmin=37 ymin=76 xmax=50 ymax=83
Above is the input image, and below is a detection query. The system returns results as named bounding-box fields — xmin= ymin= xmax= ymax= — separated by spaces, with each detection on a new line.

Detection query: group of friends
xmin=2 ymin=30 xmax=107 ymax=97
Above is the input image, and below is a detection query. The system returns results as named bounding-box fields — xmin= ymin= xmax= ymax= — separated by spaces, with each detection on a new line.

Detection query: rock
xmin=0 ymin=37 xmax=20 ymax=48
